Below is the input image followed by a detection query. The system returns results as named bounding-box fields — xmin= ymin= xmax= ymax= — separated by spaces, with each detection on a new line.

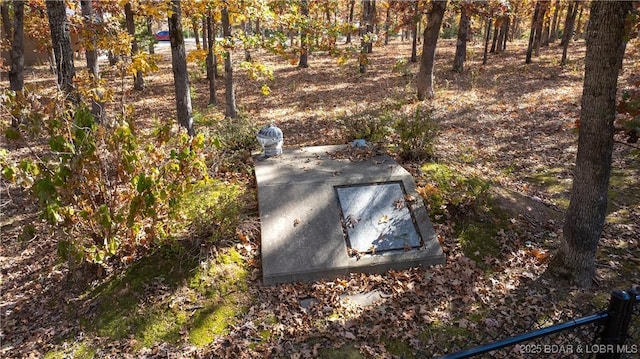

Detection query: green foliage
xmin=176 ymin=179 xmax=243 ymax=243
xmin=418 ymin=163 xmax=491 ymax=218
xmin=2 ymin=97 xmax=208 ymax=269
xmin=394 ymin=108 xmax=437 ymax=161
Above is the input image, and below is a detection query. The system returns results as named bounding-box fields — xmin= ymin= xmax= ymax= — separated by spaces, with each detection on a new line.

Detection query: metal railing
xmin=437 ymin=289 xmax=640 ymax=359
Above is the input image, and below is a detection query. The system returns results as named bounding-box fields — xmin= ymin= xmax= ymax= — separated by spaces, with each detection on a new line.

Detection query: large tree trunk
xmin=221 ymin=4 xmax=237 ymax=118
xmin=298 ymin=0 xmax=309 ymax=68
xmin=125 ymin=2 xmax=143 ymax=91
xmin=168 ymin=0 xmax=194 ymax=135
xmin=206 ymin=12 xmax=217 ymax=105
xmin=552 ymin=1 xmax=632 ymax=288
xmin=46 ymin=0 xmax=78 ymax=103
xmin=560 ymin=1 xmax=578 ymax=66
xmin=7 ymin=0 xmax=25 ymax=92
xmin=452 ymin=6 xmax=469 ymax=73
xmin=416 ymin=0 xmax=447 ymax=100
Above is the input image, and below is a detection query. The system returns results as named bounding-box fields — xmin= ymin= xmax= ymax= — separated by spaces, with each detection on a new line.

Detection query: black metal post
xmin=597 ymin=289 xmax=637 ymax=359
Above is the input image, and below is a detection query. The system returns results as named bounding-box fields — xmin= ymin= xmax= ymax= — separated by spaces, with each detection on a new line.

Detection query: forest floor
xmin=1 ymin=37 xmax=640 ymax=358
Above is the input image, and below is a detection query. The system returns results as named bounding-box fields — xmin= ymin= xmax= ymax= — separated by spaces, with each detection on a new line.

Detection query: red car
xmin=155 ymin=31 xmax=170 ymax=41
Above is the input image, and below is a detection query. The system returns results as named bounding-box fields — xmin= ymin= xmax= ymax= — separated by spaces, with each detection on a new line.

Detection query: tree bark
xmin=525 ymin=1 xmax=542 ymax=64
xmin=384 ymin=1 xmax=392 ymax=45
xmin=359 ymin=0 xmax=374 ymax=73
xmin=452 ymin=6 xmax=469 ymax=73
xmin=221 ymin=3 xmax=237 ymax=118
xmin=410 ymin=3 xmax=419 ymax=63
xmin=490 ymin=18 xmax=500 ymax=53
xmin=533 ymin=1 xmax=549 ymax=56
xmin=416 ymin=0 xmax=447 ymax=100
xmin=298 ymin=0 xmax=309 ymax=68
xmin=561 ymin=1 xmax=578 ymax=66
xmin=46 ymin=0 xmax=78 ymax=103
xmin=147 ymin=17 xmax=155 ymax=54
xmin=346 ymin=0 xmax=355 ymax=44
xmin=574 ymin=3 xmax=584 ymax=39
xmin=168 ymin=0 xmax=194 ymax=135
xmin=125 ymin=2 xmax=143 ymax=91
xmin=482 ymin=16 xmax=491 ymax=65
xmin=549 ymin=0 xmax=561 ymax=43
xmin=192 ymin=17 xmax=200 ymax=50
xmin=8 ymin=0 xmax=25 ymax=92
xmin=553 ymin=1 xmax=632 ymax=288
xmin=501 ymin=16 xmax=510 ymax=51
xmin=206 ymin=13 xmax=217 ymax=105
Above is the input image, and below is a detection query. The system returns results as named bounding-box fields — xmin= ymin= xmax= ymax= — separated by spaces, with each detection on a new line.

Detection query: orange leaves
xmin=526 ymin=248 xmax=550 ymax=263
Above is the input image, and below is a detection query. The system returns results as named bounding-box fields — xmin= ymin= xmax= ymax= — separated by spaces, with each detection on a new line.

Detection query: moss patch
xmin=82 ymin=241 xmax=251 ymax=350
xmin=84 ymin=244 xmax=197 ymax=344
xmin=317 ymin=344 xmax=364 ymax=359
xmin=45 ymin=342 xmax=96 ymax=359
xmin=176 ymin=179 xmax=244 ymax=243
xmin=418 ymin=163 xmax=491 ymax=219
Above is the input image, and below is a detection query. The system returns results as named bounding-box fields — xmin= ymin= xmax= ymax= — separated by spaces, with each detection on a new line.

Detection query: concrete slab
xmin=255 ymin=145 xmax=445 ymax=285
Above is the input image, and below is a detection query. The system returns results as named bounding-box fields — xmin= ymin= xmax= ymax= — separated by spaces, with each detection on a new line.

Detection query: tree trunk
xmin=541 ymin=16 xmax=550 ymax=47
xmin=553 ymin=1 xmax=632 ymax=288
xmin=533 ymin=1 xmax=548 ymax=56
xmin=81 ymin=0 xmax=105 ymax=123
xmin=346 ymin=0 xmax=355 ymax=44
xmin=192 ymin=17 xmax=200 ymax=50
xmin=410 ymin=5 xmax=419 ymax=63
xmin=561 ymin=1 xmax=578 ymax=66
xmin=206 ymin=13 xmax=216 ymax=105
xmin=168 ymin=0 xmax=194 ymax=135
xmin=482 ymin=16 xmax=491 ymax=65
xmin=549 ymin=0 xmax=561 ymax=43
xmin=502 ymin=16 xmax=510 ymax=51
xmin=384 ymin=1 xmax=391 ymax=45
xmin=490 ymin=18 xmax=500 ymax=53
xmin=452 ymin=6 xmax=469 ymax=73
xmin=8 ymin=0 xmax=25 ymax=92
xmin=221 ymin=4 xmax=237 ymax=118
xmin=574 ymin=3 xmax=584 ymax=39
xmin=125 ymin=2 xmax=143 ymax=90
xmin=525 ymin=1 xmax=542 ymax=64
xmin=202 ymin=16 xmax=207 ymax=51
xmin=359 ymin=0 xmax=374 ymax=73
xmin=46 ymin=0 xmax=78 ymax=103
xmin=298 ymin=0 xmax=309 ymax=68
xmin=416 ymin=0 xmax=447 ymax=100
xmin=147 ymin=17 xmax=155 ymax=54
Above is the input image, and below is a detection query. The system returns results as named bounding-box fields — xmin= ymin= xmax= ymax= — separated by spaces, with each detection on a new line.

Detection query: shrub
xmin=394 ymin=108 xmax=437 ymax=161
xmin=2 ymin=96 xmax=208 ymax=270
